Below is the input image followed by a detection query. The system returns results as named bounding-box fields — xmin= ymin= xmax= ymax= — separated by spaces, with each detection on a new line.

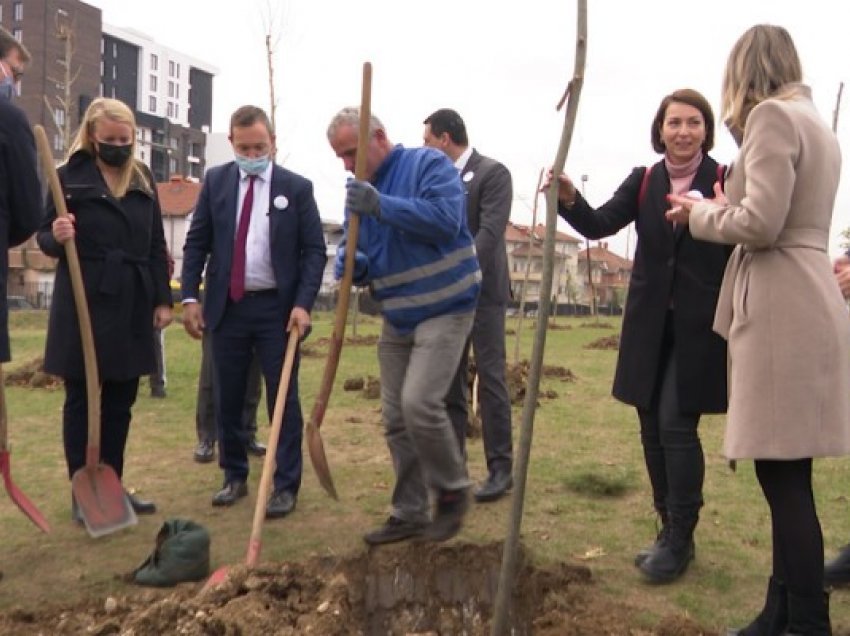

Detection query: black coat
xmin=559 ymin=156 xmax=731 ymax=414
xmin=37 ymin=151 xmax=172 ymax=381
xmin=0 ymin=98 xmax=42 ymax=361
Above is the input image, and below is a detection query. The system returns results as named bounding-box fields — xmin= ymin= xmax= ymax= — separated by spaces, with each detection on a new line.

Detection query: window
xmin=176 ymin=63 xmax=180 ymax=79
xmin=53 ymin=134 xmax=64 ymax=152
xmin=169 ymin=137 xmax=178 ymax=149
xmin=13 ymin=2 xmax=23 ymax=21
xmin=149 ymin=75 xmax=157 ymax=91
xmin=168 ymin=60 xmax=175 ymax=77
xmin=112 ymin=43 xmax=117 ymax=58
xmin=112 ymin=66 xmax=116 ymax=80
xmin=166 ymin=102 xmax=174 ymax=118
xmin=13 ymin=28 xmax=22 ymax=42
xmin=175 ymin=84 xmax=179 ymax=99
xmin=150 ymin=54 xmax=158 ymax=71
xmin=55 ymin=108 xmax=65 ymax=126
xmin=174 ymin=104 xmax=179 ymax=119
xmin=149 ymin=95 xmax=156 ymax=112
xmin=100 ymin=38 xmax=104 ymax=54
xmin=168 ymin=81 xmax=175 ymax=98
xmin=169 ymin=157 xmax=177 ymax=173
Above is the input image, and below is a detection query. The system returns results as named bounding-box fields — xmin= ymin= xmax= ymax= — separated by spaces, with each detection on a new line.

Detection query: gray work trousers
xmin=379 ymin=312 xmax=474 ymax=524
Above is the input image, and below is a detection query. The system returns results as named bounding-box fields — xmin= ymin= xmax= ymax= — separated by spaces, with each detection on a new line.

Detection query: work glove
xmin=345 ymin=179 xmax=381 ymax=219
xmin=334 ymin=245 xmax=369 ymax=285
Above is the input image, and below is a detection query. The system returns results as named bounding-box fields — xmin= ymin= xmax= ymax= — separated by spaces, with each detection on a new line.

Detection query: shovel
xmin=204 ymin=325 xmax=300 ymax=590
xmin=306 ymin=61 xmax=372 ymax=500
xmin=0 ymin=366 xmax=50 ymax=532
xmin=33 ymin=125 xmax=137 ymax=538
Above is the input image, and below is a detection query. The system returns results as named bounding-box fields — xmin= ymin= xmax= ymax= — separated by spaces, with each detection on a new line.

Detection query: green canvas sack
xmin=132 ymin=518 xmax=210 ymax=587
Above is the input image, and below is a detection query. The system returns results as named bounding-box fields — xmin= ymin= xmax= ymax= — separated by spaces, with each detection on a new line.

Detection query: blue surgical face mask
xmin=234 ymin=153 xmax=270 ymax=176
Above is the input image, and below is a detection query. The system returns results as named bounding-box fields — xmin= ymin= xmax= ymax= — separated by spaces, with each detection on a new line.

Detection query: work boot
xmin=783 ymin=590 xmax=831 ymax=635
xmin=638 ymin=511 xmax=696 ymax=584
xmin=726 ymin=576 xmax=788 ymax=635
xmin=422 ymin=488 xmax=469 ymax=542
xmin=824 ymin=543 xmax=850 ymax=587
xmin=363 ymin=516 xmax=427 ymax=545
xmin=635 ymin=509 xmax=668 ymax=567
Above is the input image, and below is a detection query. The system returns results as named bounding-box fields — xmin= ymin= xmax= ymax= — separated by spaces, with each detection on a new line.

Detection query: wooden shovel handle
xmin=308 ymin=61 xmax=372 ymax=430
xmin=33 ymin=126 xmax=102 ymax=467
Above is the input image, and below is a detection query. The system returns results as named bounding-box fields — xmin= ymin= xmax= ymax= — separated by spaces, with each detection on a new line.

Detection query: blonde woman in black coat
xmin=37 ymin=97 xmax=172 ymax=518
xmin=546 ymin=89 xmax=731 ymax=584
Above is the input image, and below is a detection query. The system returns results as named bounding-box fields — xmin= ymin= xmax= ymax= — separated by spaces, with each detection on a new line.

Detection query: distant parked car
xmin=7 ymin=296 xmax=34 ymax=310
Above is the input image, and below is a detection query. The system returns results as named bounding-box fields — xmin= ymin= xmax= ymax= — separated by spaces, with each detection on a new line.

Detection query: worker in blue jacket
xmin=327 ymin=107 xmax=481 ymax=545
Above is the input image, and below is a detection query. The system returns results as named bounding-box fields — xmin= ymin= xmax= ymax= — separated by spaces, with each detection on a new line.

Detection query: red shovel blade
xmin=0 ymin=451 xmax=50 ymax=533
xmin=71 ymin=464 xmax=137 ymax=538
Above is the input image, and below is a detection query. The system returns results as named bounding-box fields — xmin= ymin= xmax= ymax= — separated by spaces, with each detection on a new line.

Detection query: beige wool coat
xmin=690 ymin=86 xmax=850 ymax=460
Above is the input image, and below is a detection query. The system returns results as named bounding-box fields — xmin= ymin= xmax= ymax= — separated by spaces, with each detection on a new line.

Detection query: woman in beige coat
xmin=668 ymin=24 xmax=850 ymax=635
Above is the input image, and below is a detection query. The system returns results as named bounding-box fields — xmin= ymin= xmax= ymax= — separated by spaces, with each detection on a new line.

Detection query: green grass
xmin=1 ymin=310 xmax=850 ymax=632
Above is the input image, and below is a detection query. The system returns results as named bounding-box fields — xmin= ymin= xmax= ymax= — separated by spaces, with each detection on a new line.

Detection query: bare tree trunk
xmin=513 ymin=169 xmax=543 ymax=364
xmin=491 ymin=2 xmax=587 ymax=633
xmin=44 ymin=14 xmax=79 ymax=158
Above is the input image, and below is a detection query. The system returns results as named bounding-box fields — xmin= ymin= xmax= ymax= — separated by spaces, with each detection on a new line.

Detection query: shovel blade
xmin=306 ymin=423 xmax=338 ymax=500
xmin=201 ymin=565 xmax=231 ymax=592
xmin=0 ymin=451 xmax=50 ymax=533
xmin=71 ymin=464 xmax=137 ymax=538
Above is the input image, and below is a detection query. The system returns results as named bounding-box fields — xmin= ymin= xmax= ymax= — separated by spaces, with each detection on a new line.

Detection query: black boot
xmin=634 ymin=509 xmax=668 ymax=567
xmin=638 ymin=511 xmax=696 ymax=584
xmin=782 ymin=591 xmax=831 ymax=635
xmin=726 ymin=576 xmax=788 ymax=635
xmin=824 ymin=544 xmax=850 ymax=587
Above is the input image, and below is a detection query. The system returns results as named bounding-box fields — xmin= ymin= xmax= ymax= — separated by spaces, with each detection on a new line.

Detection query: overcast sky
xmin=86 ymin=0 xmax=850 ymax=258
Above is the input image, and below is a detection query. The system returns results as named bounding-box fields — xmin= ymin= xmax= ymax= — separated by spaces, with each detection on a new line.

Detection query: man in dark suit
xmin=0 ymin=28 xmax=41 ymax=363
xmin=181 ymin=105 xmax=326 ymax=518
xmin=423 ymin=109 xmax=514 ymax=503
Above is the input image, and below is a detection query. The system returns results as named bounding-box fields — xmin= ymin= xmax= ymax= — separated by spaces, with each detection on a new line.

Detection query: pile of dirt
xmin=342 ymin=375 xmax=381 ymax=400
xmin=3 ymin=357 xmax=61 ymax=389
xmin=506 ymin=361 xmax=574 ymax=405
xmin=0 ymin=542 xmax=712 ymax=635
xmin=580 ymin=321 xmax=615 ymax=329
xmin=584 ymin=334 xmax=620 ymax=350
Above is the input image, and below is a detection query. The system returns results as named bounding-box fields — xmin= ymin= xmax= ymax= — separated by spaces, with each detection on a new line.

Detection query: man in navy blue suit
xmin=181 ymin=105 xmax=326 ymax=518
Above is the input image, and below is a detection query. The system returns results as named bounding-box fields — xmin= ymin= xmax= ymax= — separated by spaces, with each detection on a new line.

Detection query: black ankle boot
xmin=727 ymin=576 xmax=787 ymax=635
xmin=635 ymin=509 xmax=668 ymax=567
xmin=638 ymin=511 xmax=696 ymax=584
xmin=824 ymin=544 xmax=850 ymax=587
xmin=782 ymin=591 xmax=831 ymax=635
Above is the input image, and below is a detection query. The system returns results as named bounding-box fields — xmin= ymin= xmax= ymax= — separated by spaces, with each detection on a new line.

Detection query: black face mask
xmin=96 ymin=141 xmax=132 ymax=168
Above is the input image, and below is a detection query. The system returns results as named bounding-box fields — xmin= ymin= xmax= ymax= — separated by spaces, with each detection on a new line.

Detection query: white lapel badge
xmin=463 ymin=171 xmax=474 ymax=183
xmin=273 ymin=195 xmax=289 ymax=210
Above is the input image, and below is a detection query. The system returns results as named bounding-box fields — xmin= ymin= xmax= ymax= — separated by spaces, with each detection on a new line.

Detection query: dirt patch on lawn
xmin=0 ymin=542 xmax=711 ymax=635
xmin=585 ymin=334 xmax=620 ymax=350
xmin=3 ymin=357 xmax=62 ymax=389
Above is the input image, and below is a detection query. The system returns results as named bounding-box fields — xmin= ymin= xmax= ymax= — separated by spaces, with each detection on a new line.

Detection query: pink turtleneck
xmin=665 ymin=151 xmax=703 ymax=196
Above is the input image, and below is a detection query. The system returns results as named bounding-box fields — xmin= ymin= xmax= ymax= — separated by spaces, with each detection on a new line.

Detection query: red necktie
xmin=229 ymin=175 xmax=256 ymax=302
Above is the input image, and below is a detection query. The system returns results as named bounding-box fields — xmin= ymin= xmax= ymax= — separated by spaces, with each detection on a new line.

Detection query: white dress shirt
xmin=236 ymin=162 xmax=277 ymax=291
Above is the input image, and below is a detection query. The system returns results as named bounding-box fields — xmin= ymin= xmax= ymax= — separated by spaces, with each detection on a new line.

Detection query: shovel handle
xmin=308 ymin=61 xmax=372 ymax=430
xmin=246 ymin=325 xmax=300 ymax=567
xmin=33 ymin=126 xmax=102 ymax=467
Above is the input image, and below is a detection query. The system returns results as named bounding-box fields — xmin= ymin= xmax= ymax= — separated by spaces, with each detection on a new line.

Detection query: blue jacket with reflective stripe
xmin=338 ymin=145 xmax=480 ymax=333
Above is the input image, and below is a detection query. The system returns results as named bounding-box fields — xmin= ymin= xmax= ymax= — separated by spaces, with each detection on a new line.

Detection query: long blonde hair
xmin=721 ymin=24 xmax=803 ymax=133
xmin=68 ymin=97 xmax=149 ymax=198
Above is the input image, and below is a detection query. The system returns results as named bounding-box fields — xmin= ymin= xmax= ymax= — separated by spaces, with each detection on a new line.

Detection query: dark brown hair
xmin=229 ymin=105 xmax=274 ymax=136
xmin=650 ymin=88 xmax=715 ymax=154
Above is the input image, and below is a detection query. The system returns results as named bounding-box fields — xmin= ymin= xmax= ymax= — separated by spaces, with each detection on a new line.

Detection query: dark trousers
xmin=195 ymin=330 xmax=261 ymax=443
xmin=755 ymin=458 xmax=824 ymax=596
xmin=212 ymin=292 xmax=303 ymax=494
xmin=446 ymin=302 xmax=513 ymax=474
xmin=62 ymin=377 xmax=140 ymax=479
xmin=637 ymin=317 xmax=704 ymax=519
